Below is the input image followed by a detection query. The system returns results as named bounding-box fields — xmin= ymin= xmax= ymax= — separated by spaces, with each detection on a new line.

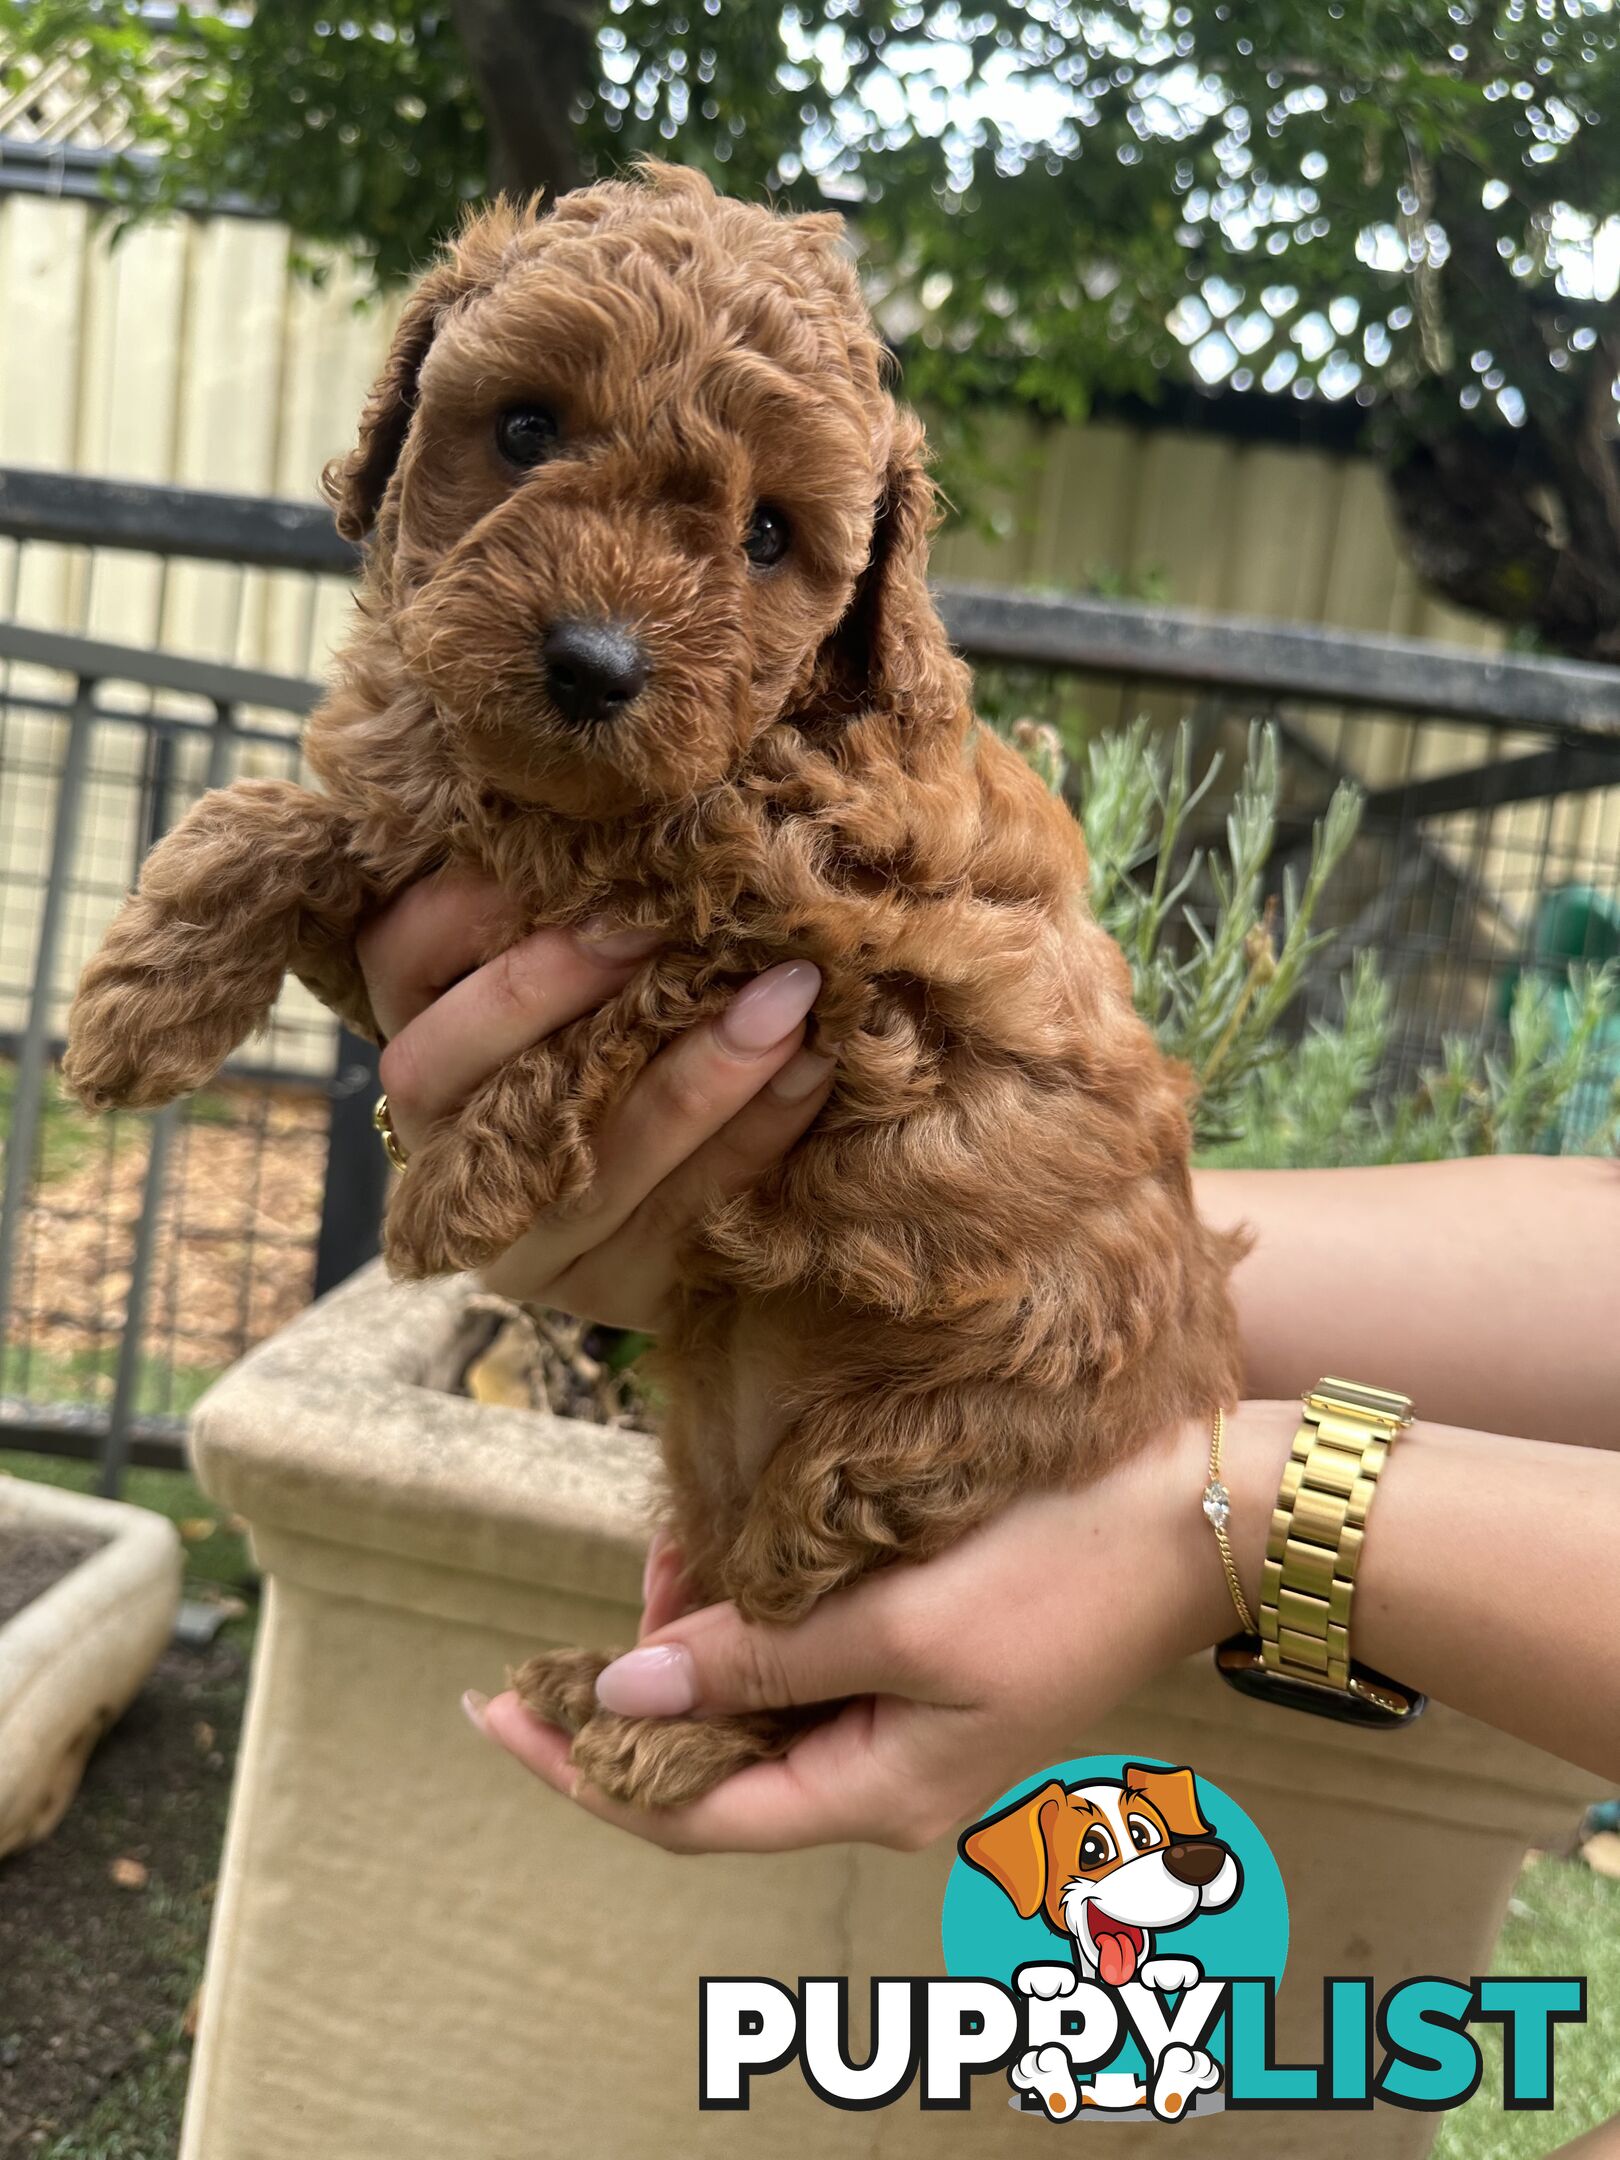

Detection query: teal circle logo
xmin=941 ymin=1755 xmax=1288 ymax=2102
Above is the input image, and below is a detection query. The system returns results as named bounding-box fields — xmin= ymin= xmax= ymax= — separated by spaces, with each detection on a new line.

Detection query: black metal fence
xmin=0 ymin=477 xmax=385 ymax=1480
xmin=1 ymin=466 xmax=1617 ymax=1485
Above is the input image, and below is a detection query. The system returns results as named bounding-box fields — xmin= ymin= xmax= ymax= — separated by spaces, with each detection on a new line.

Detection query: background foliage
xmin=1054 ymin=715 xmax=1620 ymax=1162
xmin=4 ymin=0 xmax=1618 ymax=654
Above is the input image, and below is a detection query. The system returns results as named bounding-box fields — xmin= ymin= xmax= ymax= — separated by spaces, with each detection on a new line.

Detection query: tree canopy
xmin=5 ymin=0 xmax=1619 ymax=653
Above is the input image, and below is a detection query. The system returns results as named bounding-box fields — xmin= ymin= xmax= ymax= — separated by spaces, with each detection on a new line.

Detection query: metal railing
xmin=1 ymin=466 xmax=1617 ymax=1485
xmin=0 ymin=481 xmax=383 ymax=1479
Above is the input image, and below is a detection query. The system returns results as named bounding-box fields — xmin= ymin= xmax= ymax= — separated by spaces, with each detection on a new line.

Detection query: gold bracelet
xmin=1201 ymin=1406 xmax=1256 ymax=1636
xmin=1214 ymin=1377 xmax=1426 ymax=1729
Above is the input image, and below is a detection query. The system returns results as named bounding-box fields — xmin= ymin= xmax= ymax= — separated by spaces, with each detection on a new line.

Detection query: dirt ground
xmin=0 ymin=1529 xmax=106 ymax=1630
xmin=3 ymin=1083 xmax=326 ymax=1396
xmin=0 ymin=1633 xmax=245 ymax=2157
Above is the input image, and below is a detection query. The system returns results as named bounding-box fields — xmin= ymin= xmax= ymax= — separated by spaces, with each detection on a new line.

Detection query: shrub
xmin=1017 ymin=714 xmax=1620 ymax=1166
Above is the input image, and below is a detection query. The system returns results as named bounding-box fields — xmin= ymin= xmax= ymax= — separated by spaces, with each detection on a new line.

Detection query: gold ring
xmin=372 ymin=1091 xmax=409 ymax=1174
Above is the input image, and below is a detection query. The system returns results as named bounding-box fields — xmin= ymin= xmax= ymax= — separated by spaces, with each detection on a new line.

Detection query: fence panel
xmin=0 ymin=474 xmax=1616 ymax=1487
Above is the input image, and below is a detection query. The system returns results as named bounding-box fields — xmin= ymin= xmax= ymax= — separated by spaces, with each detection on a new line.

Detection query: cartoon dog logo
xmin=959 ymin=1762 xmax=1242 ymax=2123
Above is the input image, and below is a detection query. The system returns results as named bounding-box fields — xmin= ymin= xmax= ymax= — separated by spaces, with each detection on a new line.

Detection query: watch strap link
xmin=1215 ymin=1375 xmax=1425 ymax=1727
xmin=1259 ymin=1378 xmax=1412 ymax=1691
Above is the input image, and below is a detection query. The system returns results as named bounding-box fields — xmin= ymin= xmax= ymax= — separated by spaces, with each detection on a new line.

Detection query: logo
xmin=948 ymin=1756 xmax=1276 ymax=2120
xmin=699 ymin=1753 xmax=1586 ymax=2119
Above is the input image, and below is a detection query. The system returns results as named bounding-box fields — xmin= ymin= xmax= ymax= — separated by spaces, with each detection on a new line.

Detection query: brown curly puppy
xmin=66 ymin=163 xmax=1243 ymax=1807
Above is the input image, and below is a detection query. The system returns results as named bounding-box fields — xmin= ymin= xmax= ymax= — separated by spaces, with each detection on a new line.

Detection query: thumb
xmin=594 ymin=1580 xmax=929 ymax=1720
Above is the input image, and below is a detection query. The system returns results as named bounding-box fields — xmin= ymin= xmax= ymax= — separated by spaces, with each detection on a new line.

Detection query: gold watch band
xmin=1263 ymin=1378 xmax=1411 ymax=1696
xmin=1214 ymin=1376 xmax=1426 ymax=1728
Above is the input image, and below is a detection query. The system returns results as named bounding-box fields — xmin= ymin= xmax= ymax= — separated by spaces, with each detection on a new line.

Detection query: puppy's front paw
xmin=1015 ymin=1962 xmax=1079 ymax=2000
xmin=1139 ymin=1954 xmax=1202 ymax=1993
xmin=65 ymin=951 xmax=237 ymax=1113
xmin=1010 ymin=2044 xmax=1079 ymax=2121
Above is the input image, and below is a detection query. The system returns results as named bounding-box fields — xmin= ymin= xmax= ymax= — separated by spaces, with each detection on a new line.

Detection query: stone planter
xmin=0 ymin=1474 xmax=182 ymax=1857
xmin=183 ymin=1265 xmax=1605 ymax=2160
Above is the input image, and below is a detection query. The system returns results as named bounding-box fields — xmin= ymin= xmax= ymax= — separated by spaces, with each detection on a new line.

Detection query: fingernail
xmin=717 ymin=961 xmax=822 ymax=1056
xmin=461 ymin=1688 xmax=491 ymax=1737
xmin=768 ymin=1047 xmax=838 ymax=1102
xmin=578 ymin=917 xmax=663 ymax=963
xmin=595 ymin=1643 xmax=696 ymax=1717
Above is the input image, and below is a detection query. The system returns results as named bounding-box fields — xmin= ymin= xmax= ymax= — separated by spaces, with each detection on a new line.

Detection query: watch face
xmin=1213 ymin=1637 xmax=1427 ymax=1730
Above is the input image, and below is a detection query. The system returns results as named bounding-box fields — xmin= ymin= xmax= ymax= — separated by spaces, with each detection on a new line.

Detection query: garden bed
xmin=0 ymin=1479 xmax=182 ymax=1863
xmin=0 ymin=1523 xmax=106 ymax=1629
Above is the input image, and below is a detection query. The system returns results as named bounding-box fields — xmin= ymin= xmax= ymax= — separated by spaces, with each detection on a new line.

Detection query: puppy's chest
xmin=436 ymin=811 xmax=1066 ymax=1071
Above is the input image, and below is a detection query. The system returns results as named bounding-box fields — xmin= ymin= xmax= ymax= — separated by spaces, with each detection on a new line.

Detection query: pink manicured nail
xmin=718 ymin=961 xmax=821 ymax=1056
xmin=595 ymin=1643 xmax=696 ymax=1717
xmin=768 ymin=1048 xmax=838 ymax=1102
xmin=578 ymin=917 xmax=663 ymax=963
xmin=461 ymin=1688 xmax=491 ymax=1736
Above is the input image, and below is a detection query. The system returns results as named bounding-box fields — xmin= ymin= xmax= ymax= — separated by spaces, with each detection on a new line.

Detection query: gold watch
xmin=1215 ymin=1377 xmax=1426 ymax=1728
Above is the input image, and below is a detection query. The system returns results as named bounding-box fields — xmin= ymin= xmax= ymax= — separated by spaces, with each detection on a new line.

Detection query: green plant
xmin=1046 ymin=715 xmax=1620 ymax=1166
xmin=1078 ymin=716 xmax=1363 ymax=1145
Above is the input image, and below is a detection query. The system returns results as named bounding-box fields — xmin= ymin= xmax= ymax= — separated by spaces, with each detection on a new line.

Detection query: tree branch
xmin=446 ymin=0 xmax=594 ymax=199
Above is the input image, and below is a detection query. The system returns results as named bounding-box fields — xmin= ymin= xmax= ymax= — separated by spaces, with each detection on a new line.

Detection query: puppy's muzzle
xmin=1162 ymin=1839 xmax=1230 ymax=1888
xmin=540 ymin=618 xmax=650 ymax=727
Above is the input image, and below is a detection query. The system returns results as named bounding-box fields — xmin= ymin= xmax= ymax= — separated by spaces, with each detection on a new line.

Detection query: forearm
xmin=1194 ymin=1401 xmax=1620 ymax=1782
xmin=1195 ymin=1158 xmax=1620 ymax=1449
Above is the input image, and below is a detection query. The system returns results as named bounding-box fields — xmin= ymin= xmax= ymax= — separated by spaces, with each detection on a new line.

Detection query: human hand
xmin=469 ymin=1403 xmax=1300 ymax=1852
xmin=356 ymin=868 xmax=835 ymax=1328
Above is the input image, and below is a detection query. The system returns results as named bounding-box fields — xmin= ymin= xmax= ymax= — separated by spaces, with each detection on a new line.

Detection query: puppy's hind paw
xmin=570 ymin=1707 xmax=798 ymax=1811
xmin=1149 ymin=2043 xmax=1220 ymax=2123
xmin=1011 ymin=2044 xmax=1079 ymax=2121
xmin=511 ymin=1647 xmax=612 ymax=1734
xmin=510 ymin=1652 xmax=804 ymax=1809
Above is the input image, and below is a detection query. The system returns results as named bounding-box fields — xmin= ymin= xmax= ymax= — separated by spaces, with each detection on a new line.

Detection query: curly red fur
xmin=65 ymin=163 xmax=1243 ymax=1806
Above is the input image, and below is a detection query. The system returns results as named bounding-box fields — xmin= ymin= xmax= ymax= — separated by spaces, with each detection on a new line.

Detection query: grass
xmin=31 ymin=1874 xmax=213 ymax=2160
xmin=1433 ymin=1855 xmax=1620 ymax=2160
xmin=0 ymin=1066 xmax=101 ymax=1185
xmin=0 ymin=1062 xmax=240 ymax=1188
xmin=41 ymin=2056 xmax=200 ymax=2160
xmin=2 ymin=1343 xmax=225 ymax=1424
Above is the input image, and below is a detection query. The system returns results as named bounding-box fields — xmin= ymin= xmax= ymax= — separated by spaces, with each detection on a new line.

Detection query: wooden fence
xmin=0 ymin=191 xmax=1501 ymax=679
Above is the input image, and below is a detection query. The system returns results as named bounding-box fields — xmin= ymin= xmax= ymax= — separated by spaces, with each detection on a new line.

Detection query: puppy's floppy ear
xmin=959 ymin=1779 xmax=1067 ymax=1919
xmin=1123 ymin=1764 xmax=1211 ymax=1843
xmin=322 ymin=201 xmax=530 ymax=543
xmin=807 ymin=405 xmax=961 ymax=723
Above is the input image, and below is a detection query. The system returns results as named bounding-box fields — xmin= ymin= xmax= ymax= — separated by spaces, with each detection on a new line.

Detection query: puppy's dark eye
xmin=496 ymin=405 xmax=561 ymax=468
xmin=1079 ymin=1829 xmax=1115 ymax=1869
xmin=1128 ymin=1816 xmax=1161 ymax=1852
xmin=743 ymin=503 xmax=791 ymax=569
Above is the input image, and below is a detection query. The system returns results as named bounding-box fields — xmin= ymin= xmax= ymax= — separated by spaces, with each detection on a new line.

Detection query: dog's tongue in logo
xmin=1090 ymin=1915 xmax=1144 ymax=1987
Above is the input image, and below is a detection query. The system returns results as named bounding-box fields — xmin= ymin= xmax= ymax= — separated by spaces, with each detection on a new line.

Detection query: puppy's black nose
xmin=540 ymin=618 xmax=649 ymax=726
xmin=1163 ymin=1840 xmax=1228 ymax=1888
